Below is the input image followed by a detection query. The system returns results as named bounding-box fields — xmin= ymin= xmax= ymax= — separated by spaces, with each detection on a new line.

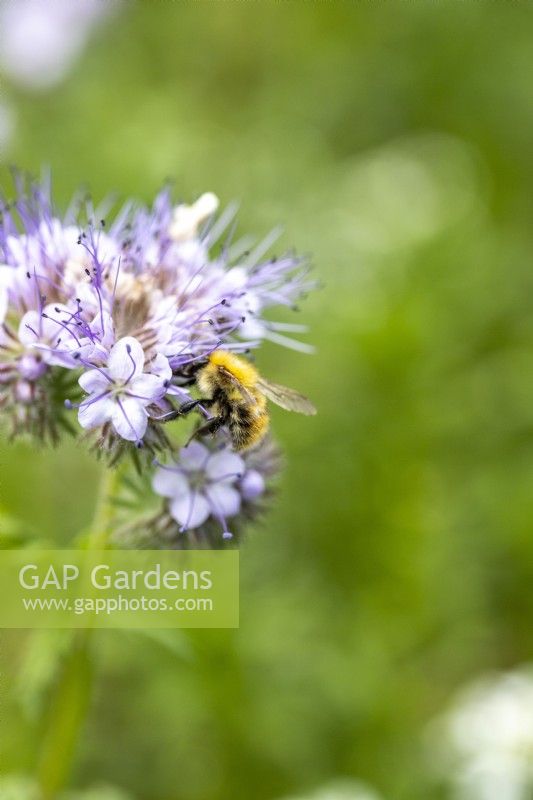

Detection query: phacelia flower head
xmin=0 ymin=173 xmax=313 ymax=548
xmin=0 ymin=176 xmax=313 ymax=453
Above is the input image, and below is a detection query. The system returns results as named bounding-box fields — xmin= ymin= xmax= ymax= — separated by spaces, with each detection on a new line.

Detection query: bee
xmin=157 ymin=350 xmax=316 ymax=451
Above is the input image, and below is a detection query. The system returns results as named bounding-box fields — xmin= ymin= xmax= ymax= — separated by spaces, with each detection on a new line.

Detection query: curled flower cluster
xmin=111 ymin=434 xmax=280 ymax=548
xmin=0 ymin=176 xmax=313 ymax=543
xmin=151 ymin=438 xmax=278 ymax=543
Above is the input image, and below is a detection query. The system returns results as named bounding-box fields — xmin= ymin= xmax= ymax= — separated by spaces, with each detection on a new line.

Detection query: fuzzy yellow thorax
xmin=208 ymin=351 xmax=260 ymax=388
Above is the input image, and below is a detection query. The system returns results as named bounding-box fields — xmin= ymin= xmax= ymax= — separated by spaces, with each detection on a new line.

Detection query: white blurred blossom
xmin=0 ymin=0 xmax=121 ymax=91
xmin=432 ymin=667 xmax=533 ymax=800
xmin=0 ymin=774 xmax=40 ymax=800
xmin=63 ymin=784 xmax=134 ymax=800
xmin=279 ymin=779 xmax=385 ymax=800
xmin=0 ymin=775 xmax=134 ymax=800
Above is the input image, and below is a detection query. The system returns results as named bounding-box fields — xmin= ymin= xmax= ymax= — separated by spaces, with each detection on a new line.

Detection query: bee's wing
xmin=256 ymin=377 xmax=317 ymax=415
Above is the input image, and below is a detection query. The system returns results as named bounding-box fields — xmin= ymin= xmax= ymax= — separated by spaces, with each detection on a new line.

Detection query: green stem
xmin=36 ymin=630 xmax=93 ymax=800
xmin=37 ymin=466 xmax=121 ymax=800
xmin=85 ymin=463 xmax=122 ymax=552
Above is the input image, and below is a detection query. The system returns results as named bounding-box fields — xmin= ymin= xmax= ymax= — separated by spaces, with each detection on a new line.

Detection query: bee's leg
xmin=173 ymin=376 xmax=197 ymax=387
xmin=179 ymin=398 xmax=214 ymax=415
xmin=152 ymin=398 xmax=214 ymax=423
xmin=185 ymin=416 xmax=225 ymax=446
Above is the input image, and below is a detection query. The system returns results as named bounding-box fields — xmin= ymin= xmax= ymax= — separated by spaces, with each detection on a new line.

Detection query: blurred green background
xmin=2 ymin=2 xmax=533 ymax=799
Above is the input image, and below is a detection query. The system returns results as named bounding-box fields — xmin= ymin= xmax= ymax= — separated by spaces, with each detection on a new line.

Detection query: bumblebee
xmin=158 ymin=350 xmax=316 ymax=451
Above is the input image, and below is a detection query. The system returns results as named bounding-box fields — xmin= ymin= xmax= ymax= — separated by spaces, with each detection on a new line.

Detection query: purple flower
xmin=0 ymin=175 xmax=314 ymax=450
xmin=152 ymin=441 xmax=253 ymax=539
xmin=76 ymin=336 xmax=168 ymax=443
